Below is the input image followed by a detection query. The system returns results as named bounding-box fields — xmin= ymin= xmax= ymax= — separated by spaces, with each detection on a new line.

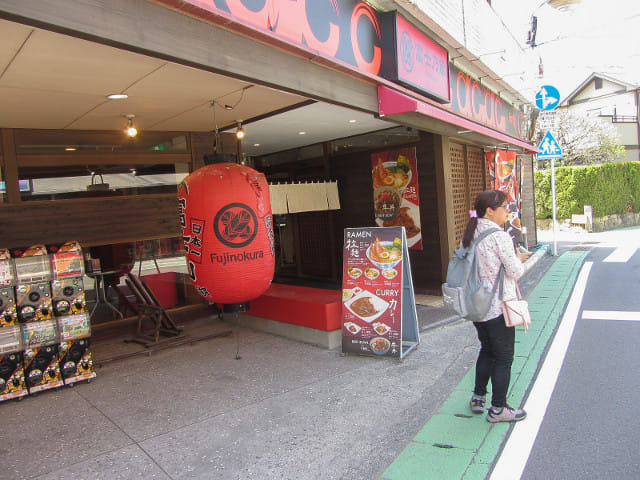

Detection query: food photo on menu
xmin=341 ymin=228 xmax=406 ymax=357
xmin=371 ymin=147 xmax=423 ymax=249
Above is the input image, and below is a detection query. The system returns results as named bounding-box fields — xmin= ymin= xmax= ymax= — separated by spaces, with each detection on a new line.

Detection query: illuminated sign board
xmin=380 ymin=12 xmax=450 ymax=103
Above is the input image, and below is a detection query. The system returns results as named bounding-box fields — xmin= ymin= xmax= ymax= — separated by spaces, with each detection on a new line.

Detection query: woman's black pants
xmin=473 ymin=315 xmax=515 ymax=409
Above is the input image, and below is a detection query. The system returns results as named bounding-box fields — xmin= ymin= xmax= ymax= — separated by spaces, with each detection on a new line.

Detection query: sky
xmin=491 ymin=0 xmax=640 ymax=100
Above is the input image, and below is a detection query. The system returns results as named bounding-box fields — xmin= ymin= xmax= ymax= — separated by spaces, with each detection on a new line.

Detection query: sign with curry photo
xmin=341 ymin=226 xmax=419 ymax=359
xmin=371 ymin=147 xmax=422 ymax=250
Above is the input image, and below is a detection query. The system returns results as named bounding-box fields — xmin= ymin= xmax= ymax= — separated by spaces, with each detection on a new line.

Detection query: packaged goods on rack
xmin=0 ymin=241 xmax=96 ymax=400
xmin=59 ymin=338 xmax=95 ymax=385
xmin=0 ymin=248 xmax=16 ymax=287
xmin=0 ymin=324 xmax=22 ymax=354
xmin=15 ymin=282 xmax=53 ymax=323
xmin=57 ymin=313 xmax=90 ymax=342
xmin=21 ymin=319 xmax=58 ymax=349
xmin=12 ymin=245 xmax=52 ymax=285
xmin=49 ymin=241 xmax=84 ymax=280
xmin=51 ymin=278 xmax=86 ymax=316
xmin=0 ymin=285 xmax=17 ymax=327
xmin=23 ymin=344 xmax=63 ymax=393
xmin=0 ymin=351 xmax=27 ymax=402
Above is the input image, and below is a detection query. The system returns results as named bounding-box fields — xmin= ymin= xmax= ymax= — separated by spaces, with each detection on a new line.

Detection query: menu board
xmin=341 ymin=226 xmax=419 ymax=359
xmin=372 ymin=147 xmax=422 ymax=250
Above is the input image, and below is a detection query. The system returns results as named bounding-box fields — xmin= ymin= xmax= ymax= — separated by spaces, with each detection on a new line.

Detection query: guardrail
xmin=611 ymin=115 xmax=638 ymax=123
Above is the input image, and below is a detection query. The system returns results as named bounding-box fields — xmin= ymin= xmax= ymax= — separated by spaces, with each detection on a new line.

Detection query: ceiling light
xmin=125 ymin=114 xmax=138 ymax=138
xmin=107 ymin=93 xmax=128 ymax=100
xmin=236 ymin=121 xmax=245 ymax=140
xmin=253 ymin=143 xmax=260 ymax=147
xmin=298 ymin=131 xmax=306 ymax=135
xmin=65 ymin=147 xmax=77 ymax=151
xmin=349 ymin=119 xmax=357 ymax=123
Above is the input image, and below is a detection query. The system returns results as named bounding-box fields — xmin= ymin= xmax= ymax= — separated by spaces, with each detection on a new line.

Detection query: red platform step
xmin=247 ymin=284 xmax=342 ymax=331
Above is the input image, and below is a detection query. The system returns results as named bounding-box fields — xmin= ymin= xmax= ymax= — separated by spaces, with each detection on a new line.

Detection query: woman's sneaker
xmin=470 ymin=395 xmax=485 ymax=414
xmin=487 ymin=405 xmax=527 ymax=423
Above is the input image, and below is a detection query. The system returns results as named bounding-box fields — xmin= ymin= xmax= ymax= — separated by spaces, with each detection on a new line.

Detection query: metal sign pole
xmin=550 ymin=158 xmax=558 ymax=256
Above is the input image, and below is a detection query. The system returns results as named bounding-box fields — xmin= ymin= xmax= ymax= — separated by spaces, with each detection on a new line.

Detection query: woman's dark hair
xmin=461 ymin=190 xmax=507 ymax=247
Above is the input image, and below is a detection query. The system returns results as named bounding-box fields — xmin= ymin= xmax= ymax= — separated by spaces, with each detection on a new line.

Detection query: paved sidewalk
xmin=1 ymin=249 xmax=583 ymax=480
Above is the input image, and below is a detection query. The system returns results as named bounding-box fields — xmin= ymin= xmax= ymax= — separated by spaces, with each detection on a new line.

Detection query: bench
xmin=247 ymin=284 xmax=342 ymax=331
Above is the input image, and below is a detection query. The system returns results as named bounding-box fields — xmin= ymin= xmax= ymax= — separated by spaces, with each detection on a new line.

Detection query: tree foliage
xmin=534 ymin=162 xmax=640 ymax=219
xmin=534 ymin=110 xmax=625 ymax=166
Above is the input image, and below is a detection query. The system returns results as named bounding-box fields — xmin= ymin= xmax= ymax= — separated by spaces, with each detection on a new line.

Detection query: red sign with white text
xmin=449 ymin=64 xmax=525 ymax=139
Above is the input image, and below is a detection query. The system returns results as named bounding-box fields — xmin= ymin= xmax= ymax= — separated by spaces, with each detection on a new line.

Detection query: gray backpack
xmin=442 ymin=227 xmax=502 ymax=321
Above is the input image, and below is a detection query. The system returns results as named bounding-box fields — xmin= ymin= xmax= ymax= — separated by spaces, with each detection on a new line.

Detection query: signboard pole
xmin=536 ymin=127 xmax=562 ymax=257
xmin=550 ymin=158 xmax=558 ymax=256
xmin=400 ymin=228 xmax=419 ymax=358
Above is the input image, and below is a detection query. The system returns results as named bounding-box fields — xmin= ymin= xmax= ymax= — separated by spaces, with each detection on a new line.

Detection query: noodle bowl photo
xmin=366 ymin=238 xmax=402 ymax=270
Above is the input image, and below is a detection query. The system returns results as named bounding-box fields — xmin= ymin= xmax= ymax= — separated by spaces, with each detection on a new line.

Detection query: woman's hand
xmin=517 ymin=251 xmax=532 ymax=263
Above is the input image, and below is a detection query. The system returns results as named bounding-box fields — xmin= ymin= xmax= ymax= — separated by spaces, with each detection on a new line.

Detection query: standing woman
xmin=465 ymin=190 xmax=531 ymax=422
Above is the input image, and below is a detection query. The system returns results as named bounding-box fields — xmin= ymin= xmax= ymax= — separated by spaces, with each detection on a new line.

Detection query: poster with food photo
xmin=486 ymin=149 xmax=523 ymax=245
xmin=341 ymin=227 xmax=419 ymax=358
xmin=371 ymin=147 xmax=422 ymax=250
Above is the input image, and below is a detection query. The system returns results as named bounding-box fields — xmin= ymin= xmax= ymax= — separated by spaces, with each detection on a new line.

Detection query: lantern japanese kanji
xmin=178 ymin=163 xmax=274 ymax=307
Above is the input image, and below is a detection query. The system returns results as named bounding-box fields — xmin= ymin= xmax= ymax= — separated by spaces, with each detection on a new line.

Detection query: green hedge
xmin=534 ymin=162 xmax=640 ymax=219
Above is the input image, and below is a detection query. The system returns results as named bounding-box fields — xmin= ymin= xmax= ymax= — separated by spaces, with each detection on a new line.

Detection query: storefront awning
xmin=378 ymin=86 xmax=538 ymax=154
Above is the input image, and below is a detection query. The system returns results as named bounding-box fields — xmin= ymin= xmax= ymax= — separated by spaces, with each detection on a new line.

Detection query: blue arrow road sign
xmin=537 ymin=131 xmax=562 ymax=159
xmin=536 ymin=85 xmax=560 ymax=111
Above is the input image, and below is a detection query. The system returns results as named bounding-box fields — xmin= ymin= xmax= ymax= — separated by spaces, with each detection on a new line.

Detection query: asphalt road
xmin=517 ymin=227 xmax=640 ymax=479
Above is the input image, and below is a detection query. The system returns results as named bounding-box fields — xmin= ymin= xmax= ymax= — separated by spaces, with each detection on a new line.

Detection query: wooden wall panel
xmin=449 ymin=142 xmax=467 ymax=247
xmin=519 ymin=155 xmax=537 ymax=248
xmin=0 ymin=193 xmax=180 ymax=248
xmin=330 ymin=133 xmax=443 ymax=292
xmin=297 ymin=212 xmax=333 ymax=277
xmin=467 ymin=147 xmax=486 ymax=206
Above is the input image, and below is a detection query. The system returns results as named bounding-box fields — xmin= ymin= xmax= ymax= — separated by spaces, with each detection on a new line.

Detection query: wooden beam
xmin=434 ymin=135 xmax=455 ymax=282
xmin=17 ymin=152 xmax=191 ymax=167
xmin=0 ymin=193 xmax=180 ymax=248
xmin=1 ymin=129 xmax=21 ymax=203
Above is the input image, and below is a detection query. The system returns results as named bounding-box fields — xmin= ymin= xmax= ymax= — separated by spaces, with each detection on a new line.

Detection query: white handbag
xmin=502 ymin=280 xmax=531 ymax=331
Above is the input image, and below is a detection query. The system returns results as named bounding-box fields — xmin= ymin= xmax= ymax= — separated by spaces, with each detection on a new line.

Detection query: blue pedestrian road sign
xmin=537 ymin=131 xmax=562 ymax=159
xmin=535 ymin=85 xmax=560 ymax=111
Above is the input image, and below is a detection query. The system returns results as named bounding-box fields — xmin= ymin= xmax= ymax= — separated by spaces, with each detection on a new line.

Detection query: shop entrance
xmin=274 ymin=211 xmax=335 ymax=284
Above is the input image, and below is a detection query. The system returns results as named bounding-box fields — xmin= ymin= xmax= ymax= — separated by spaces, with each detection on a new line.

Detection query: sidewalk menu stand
xmin=341 ymin=227 xmax=419 ymax=359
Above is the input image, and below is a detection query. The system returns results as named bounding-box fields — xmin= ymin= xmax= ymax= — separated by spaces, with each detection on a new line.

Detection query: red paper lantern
xmin=177 ymin=163 xmax=274 ymax=306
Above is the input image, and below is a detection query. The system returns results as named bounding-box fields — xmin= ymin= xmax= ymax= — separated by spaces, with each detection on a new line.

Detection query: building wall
xmin=330 ymin=132 xmax=443 ymax=292
xmin=571 ymin=90 xmax=637 ymax=117
xmin=519 ymin=155 xmax=537 ymax=249
xmin=562 ymin=77 xmax=639 ymax=163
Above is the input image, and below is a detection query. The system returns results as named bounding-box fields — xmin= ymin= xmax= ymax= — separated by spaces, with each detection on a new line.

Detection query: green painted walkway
xmin=383 ymin=250 xmax=589 ymax=480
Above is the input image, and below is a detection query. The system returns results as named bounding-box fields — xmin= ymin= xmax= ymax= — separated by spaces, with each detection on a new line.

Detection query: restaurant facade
xmin=0 ymin=0 xmax=537 ymax=336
